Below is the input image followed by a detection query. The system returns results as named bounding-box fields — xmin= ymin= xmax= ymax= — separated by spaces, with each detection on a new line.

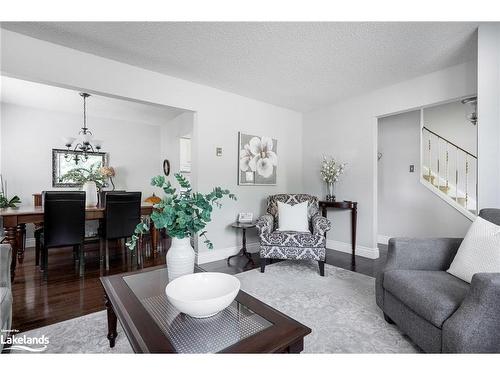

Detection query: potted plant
xmin=127 ymin=173 xmax=236 ymax=281
xmin=0 ymin=175 xmax=21 ymax=208
xmin=60 ymin=162 xmax=106 ymax=207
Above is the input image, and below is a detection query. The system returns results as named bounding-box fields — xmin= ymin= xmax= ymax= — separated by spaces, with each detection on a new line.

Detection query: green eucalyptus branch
xmin=60 ymin=162 xmax=106 ymax=189
xmin=126 ymin=173 xmax=236 ymax=251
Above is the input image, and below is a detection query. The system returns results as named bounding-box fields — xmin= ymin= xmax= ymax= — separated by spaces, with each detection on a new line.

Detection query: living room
xmin=1 ymin=1 xmax=500 ymax=373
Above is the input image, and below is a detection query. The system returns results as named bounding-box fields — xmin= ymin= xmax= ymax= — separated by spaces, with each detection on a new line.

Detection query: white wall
xmin=303 ymin=61 xmax=477 ymax=256
xmin=424 ymin=100 xmax=477 ymax=156
xmin=378 ymin=110 xmax=471 ymax=239
xmin=477 ymin=23 xmax=500 ymax=209
xmin=0 ymin=30 xmax=303 ymax=263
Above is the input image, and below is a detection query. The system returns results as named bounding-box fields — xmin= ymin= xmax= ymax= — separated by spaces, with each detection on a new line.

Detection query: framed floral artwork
xmin=238 ymin=132 xmax=277 ymax=185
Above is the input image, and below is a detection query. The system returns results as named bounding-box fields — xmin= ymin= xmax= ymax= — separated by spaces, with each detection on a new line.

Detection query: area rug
xmin=18 ymin=261 xmax=419 ymax=353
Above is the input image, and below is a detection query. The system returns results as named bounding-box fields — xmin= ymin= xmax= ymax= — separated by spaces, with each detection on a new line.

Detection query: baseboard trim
xmin=377 ymin=235 xmax=392 ymax=245
xmin=197 ymin=243 xmax=260 ymax=264
xmin=326 ymin=239 xmax=379 ymax=259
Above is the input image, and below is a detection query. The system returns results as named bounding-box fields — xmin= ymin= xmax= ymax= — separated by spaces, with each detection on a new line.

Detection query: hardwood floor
xmin=11 ymin=241 xmax=387 ymax=333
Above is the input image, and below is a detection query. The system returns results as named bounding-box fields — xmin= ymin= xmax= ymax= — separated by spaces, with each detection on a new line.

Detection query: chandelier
xmin=62 ymin=92 xmax=103 ymax=164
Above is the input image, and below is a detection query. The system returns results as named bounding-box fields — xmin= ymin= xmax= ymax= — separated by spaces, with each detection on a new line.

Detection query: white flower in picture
xmin=239 ymin=144 xmax=253 ymax=172
xmin=248 ymin=136 xmax=277 ymax=178
xmin=238 ymin=133 xmax=278 ymax=185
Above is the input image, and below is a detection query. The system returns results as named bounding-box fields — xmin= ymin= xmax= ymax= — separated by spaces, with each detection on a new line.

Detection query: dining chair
xmin=101 ymin=192 xmax=142 ymax=271
xmin=40 ymin=191 xmax=86 ymax=277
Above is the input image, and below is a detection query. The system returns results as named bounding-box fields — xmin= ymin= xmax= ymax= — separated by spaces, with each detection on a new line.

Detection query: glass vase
xmin=326 ymin=182 xmax=336 ymax=202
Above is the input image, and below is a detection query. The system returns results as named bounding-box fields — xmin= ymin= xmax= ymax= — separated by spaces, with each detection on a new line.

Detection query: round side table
xmin=227 ymin=222 xmax=256 ymax=266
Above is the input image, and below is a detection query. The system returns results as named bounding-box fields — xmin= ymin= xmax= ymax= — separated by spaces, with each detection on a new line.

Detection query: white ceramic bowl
xmin=165 ymin=272 xmax=241 ymax=318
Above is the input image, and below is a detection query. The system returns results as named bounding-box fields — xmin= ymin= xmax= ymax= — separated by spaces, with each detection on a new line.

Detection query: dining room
xmin=0 ymin=75 xmax=195 ymax=331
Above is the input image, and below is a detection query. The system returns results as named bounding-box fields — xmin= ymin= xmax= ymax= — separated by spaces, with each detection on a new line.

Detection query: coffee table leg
xmin=286 ymin=338 xmax=304 ymax=353
xmin=105 ymin=293 xmax=118 ymax=348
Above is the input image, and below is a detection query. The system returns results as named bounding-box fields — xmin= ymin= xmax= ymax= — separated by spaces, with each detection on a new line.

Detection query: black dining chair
xmin=101 ymin=192 xmax=142 ymax=271
xmin=40 ymin=191 xmax=86 ymax=277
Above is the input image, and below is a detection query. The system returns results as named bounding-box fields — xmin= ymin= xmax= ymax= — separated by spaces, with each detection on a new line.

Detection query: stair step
xmin=423 ymin=175 xmax=436 ymax=184
xmin=439 ymin=186 xmax=451 ymax=194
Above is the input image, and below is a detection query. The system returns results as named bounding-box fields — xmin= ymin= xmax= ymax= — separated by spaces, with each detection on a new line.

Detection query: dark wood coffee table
xmin=100 ymin=265 xmax=311 ymax=353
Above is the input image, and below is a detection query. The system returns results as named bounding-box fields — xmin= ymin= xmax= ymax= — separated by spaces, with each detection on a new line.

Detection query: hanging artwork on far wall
xmin=238 ymin=132 xmax=278 ymax=185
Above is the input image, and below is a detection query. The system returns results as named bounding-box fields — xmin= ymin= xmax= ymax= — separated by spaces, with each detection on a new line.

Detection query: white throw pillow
xmin=277 ymin=201 xmax=309 ymax=232
xmin=447 ymin=216 xmax=500 ymax=283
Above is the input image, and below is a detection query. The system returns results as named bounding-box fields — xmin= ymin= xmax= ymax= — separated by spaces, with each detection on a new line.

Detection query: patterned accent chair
xmin=256 ymin=194 xmax=331 ymax=276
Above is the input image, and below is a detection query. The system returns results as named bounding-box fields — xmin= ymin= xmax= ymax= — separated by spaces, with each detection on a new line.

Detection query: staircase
xmin=421 ymin=126 xmax=477 ymax=220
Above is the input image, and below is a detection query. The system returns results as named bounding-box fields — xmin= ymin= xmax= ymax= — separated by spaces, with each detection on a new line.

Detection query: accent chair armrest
xmin=256 ymin=214 xmax=274 ymax=236
xmin=376 ymin=237 xmax=462 ymax=309
xmin=311 ymin=214 xmax=331 ymax=236
xmin=0 ymin=244 xmax=12 ymax=289
xmin=443 ymin=273 xmax=500 ymax=353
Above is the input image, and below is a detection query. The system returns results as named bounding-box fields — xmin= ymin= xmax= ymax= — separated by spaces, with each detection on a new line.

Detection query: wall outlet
xmin=409 ymin=164 xmax=415 ymax=173
xmin=216 ymin=147 xmax=222 ymax=156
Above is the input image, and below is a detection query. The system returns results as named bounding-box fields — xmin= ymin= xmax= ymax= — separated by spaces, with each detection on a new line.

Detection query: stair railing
xmin=422 ymin=126 xmax=477 ymax=213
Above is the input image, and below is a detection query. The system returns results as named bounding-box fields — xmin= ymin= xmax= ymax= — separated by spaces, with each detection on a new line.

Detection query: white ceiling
xmin=0 ymin=76 xmax=185 ymax=126
xmin=1 ymin=22 xmax=479 ymax=112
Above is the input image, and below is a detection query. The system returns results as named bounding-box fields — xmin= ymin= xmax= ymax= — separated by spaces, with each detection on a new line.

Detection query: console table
xmin=318 ymin=200 xmax=357 ymax=267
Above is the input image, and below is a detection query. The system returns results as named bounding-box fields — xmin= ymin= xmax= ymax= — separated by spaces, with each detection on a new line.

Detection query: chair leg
xmin=318 ymin=260 xmax=325 ymax=276
xmin=105 ymin=240 xmax=110 ymax=271
xmin=35 ymin=230 xmax=41 ymax=266
xmin=260 ymin=257 xmax=266 ymax=273
xmin=79 ymin=244 xmax=85 ymax=277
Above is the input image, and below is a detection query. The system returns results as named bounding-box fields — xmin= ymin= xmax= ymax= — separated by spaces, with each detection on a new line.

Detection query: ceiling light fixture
xmin=62 ymin=92 xmax=103 ymax=164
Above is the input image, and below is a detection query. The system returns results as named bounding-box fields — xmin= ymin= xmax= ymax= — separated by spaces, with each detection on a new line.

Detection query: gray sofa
xmin=376 ymin=209 xmax=500 ymax=353
xmin=1 ymin=243 xmax=12 ymax=352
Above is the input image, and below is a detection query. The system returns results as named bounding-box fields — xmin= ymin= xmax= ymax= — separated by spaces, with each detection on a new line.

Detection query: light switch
xmin=409 ymin=165 xmax=415 ymax=173
xmin=216 ymin=147 xmax=222 ymax=156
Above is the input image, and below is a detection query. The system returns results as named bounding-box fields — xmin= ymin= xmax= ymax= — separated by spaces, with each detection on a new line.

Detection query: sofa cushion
xmin=383 ymin=270 xmax=469 ymax=328
xmin=447 ymin=216 xmax=500 ymax=283
xmin=260 ymin=231 xmax=325 ymax=248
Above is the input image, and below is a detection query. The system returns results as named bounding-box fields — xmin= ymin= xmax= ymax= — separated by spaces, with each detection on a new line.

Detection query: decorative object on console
xmin=62 ymin=93 xmax=104 ymax=164
xmin=256 ymin=194 xmax=331 ymax=276
xmin=165 ymin=272 xmax=240 ymax=318
xmin=237 ymin=212 xmax=253 ymax=223
xmin=0 ymin=175 xmax=20 ymax=208
xmin=60 ymin=162 xmax=106 ymax=208
xmin=238 ymin=132 xmax=277 ymax=185
xmin=99 ymin=166 xmax=116 ymax=190
xmin=320 ymin=155 xmax=346 ymax=201
xmin=145 ymin=193 xmax=161 ymax=205
xmin=127 ymin=173 xmax=236 ymax=281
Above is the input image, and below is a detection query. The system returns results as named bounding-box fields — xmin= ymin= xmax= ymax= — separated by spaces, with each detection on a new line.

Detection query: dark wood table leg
xmin=4 ymin=225 xmax=18 ymax=282
xmin=321 ymin=204 xmax=327 ymax=218
xmin=351 ymin=203 xmax=357 ymax=270
xmin=228 ymin=228 xmax=254 ymax=266
xmin=17 ymin=224 xmax=26 ymax=264
xmin=150 ymin=222 xmax=158 ymax=254
xmin=285 ymin=338 xmax=304 ymax=353
xmin=105 ymin=293 xmax=118 ymax=348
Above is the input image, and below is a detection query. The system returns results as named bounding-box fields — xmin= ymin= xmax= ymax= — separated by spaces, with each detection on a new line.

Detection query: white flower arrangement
xmin=320 ymin=156 xmax=346 ymax=184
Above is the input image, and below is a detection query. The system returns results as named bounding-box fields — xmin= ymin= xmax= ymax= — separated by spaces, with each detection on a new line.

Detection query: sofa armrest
xmin=376 ymin=237 xmax=462 ymax=309
xmin=443 ymin=273 xmax=500 ymax=353
xmin=0 ymin=244 xmax=12 ymax=289
xmin=256 ymin=214 xmax=274 ymax=236
xmin=311 ymin=214 xmax=331 ymax=236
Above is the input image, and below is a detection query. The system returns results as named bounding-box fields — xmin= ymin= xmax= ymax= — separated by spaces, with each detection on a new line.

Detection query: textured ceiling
xmin=1 ymin=22 xmax=479 ymax=112
xmin=0 ymin=76 xmax=184 ymax=126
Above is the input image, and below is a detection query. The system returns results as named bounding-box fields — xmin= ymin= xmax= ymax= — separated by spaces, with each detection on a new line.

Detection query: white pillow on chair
xmin=447 ymin=216 xmax=500 ymax=283
xmin=277 ymin=201 xmax=309 ymax=232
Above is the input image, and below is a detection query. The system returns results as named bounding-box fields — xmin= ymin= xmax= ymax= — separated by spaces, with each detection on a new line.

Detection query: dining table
xmin=1 ymin=203 xmax=156 ymax=282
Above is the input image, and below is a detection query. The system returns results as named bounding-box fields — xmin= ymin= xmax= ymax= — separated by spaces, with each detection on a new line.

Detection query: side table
xmin=228 ymin=222 xmax=256 ymax=266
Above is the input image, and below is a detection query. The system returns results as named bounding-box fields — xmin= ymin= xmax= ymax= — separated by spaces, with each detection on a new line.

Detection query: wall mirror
xmin=52 ymin=149 xmax=108 ymax=187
